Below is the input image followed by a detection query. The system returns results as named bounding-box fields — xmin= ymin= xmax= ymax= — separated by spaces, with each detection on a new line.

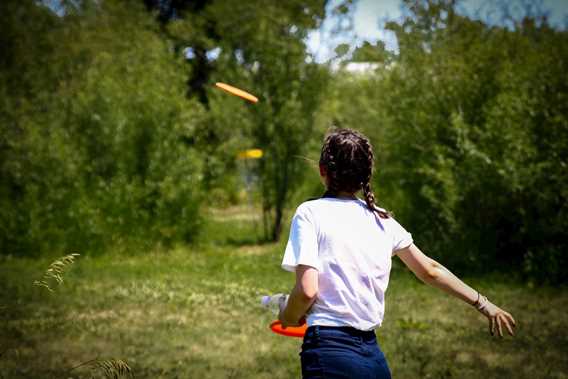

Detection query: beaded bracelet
xmin=474 ymin=292 xmax=489 ymax=311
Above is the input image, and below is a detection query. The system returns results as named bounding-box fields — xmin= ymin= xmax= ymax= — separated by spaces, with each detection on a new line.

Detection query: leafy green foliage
xmin=0 ymin=0 xmax=206 ymax=256
xmin=145 ymin=0 xmax=332 ymax=240
xmin=1 ymin=0 xmax=565 ymax=284
xmin=323 ymin=1 xmax=568 ymax=283
xmin=198 ymin=0 xmax=330 ymax=240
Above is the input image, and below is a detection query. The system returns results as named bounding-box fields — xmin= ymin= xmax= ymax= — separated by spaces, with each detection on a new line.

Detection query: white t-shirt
xmin=281 ymin=197 xmax=413 ymax=331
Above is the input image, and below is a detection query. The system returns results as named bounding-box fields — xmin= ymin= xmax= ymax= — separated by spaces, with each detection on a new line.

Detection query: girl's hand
xmin=279 ymin=309 xmax=306 ymax=328
xmin=476 ymin=298 xmax=516 ymax=337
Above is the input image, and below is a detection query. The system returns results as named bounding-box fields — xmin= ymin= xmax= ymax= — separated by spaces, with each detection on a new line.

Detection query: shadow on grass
xmin=224 ymin=236 xmax=273 ymax=248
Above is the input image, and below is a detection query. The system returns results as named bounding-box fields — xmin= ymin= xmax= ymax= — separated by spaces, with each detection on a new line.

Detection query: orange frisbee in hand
xmin=270 ymin=320 xmax=307 ymax=338
xmin=215 ymin=82 xmax=258 ymax=103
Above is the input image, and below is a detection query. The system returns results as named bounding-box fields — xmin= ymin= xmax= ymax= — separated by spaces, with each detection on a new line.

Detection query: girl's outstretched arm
xmin=279 ymin=265 xmax=318 ymax=327
xmin=396 ymin=243 xmax=516 ymax=337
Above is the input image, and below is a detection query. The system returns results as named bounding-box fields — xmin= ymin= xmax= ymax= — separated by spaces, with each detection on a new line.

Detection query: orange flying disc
xmin=270 ymin=320 xmax=307 ymax=338
xmin=215 ymin=82 xmax=258 ymax=103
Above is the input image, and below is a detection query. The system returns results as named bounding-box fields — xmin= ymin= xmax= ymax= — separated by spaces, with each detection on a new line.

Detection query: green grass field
xmin=1 ymin=208 xmax=567 ymax=378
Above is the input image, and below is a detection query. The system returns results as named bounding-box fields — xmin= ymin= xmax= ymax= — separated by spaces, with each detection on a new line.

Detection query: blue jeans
xmin=300 ymin=325 xmax=391 ymax=379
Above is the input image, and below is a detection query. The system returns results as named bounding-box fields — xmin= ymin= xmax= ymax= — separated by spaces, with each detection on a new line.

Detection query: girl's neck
xmin=323 ymin=190 xmax=358 ymax=199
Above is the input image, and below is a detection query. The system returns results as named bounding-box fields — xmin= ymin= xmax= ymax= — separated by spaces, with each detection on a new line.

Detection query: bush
xmin=0 ymin=0 xmax=206 ymax=256
xmin=320 ymin=4 xmax=568 ymax=283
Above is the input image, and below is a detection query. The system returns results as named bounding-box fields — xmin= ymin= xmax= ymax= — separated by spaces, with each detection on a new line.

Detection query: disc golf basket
xmin=236 ymin=148 xmax=263 ymax=238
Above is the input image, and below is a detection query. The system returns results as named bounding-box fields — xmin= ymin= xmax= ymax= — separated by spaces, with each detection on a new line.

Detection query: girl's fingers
xmin=487 ymin=309 xmax=516 ymax=338
xmin=504 ymin=317 xmax=515 ymax=336
xmin=497 ymin=316 xmax=504 ymax=337
xmin=506 ymin=312 xmax=517 ymax=327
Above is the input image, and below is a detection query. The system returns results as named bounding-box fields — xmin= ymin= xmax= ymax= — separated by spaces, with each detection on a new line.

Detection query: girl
xmin=278 ymin=128 xmax=516 ymax=379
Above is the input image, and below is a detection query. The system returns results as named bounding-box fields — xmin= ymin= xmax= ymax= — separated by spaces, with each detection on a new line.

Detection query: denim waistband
xmin=306 ymin=325 xmax=376 ymax=339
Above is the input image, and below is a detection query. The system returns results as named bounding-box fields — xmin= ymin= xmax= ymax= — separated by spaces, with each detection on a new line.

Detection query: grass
xmin=1 ymin=208 xmax=567 ymax=378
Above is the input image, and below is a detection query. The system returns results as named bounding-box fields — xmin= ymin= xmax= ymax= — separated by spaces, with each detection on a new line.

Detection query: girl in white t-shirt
xmin=279 ymin=128 xmax=516 ymax=379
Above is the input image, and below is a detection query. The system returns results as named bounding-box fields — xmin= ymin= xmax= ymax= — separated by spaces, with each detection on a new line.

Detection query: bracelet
xmin=472 ymin=291 xmax=489 ymax=311
xmin=475 ymin=294 xmax=489 ymax=312
xmin=473 ymin=291 xmax=480 ymax=306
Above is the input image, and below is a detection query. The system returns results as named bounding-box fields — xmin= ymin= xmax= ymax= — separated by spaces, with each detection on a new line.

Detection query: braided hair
xmin=319 ymin=128 xmax=390 ymax=219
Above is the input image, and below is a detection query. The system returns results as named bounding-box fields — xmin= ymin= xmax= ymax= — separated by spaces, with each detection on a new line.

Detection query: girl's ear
xmin=319 ymin=164 xmax=328 ymax=187
xmin=319 ymin=164 xmax=327 ymax=178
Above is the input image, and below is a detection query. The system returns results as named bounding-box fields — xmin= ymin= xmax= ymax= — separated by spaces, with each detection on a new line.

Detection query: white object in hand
xmin=261 ymin=294 xmax=289 ymax=315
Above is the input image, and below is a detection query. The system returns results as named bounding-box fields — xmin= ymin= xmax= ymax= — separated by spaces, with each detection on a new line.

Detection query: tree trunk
xmin=271 ymin=149 xmax=290 ymax=242
xmin=272 ymin=204 xmax=283 ymax=241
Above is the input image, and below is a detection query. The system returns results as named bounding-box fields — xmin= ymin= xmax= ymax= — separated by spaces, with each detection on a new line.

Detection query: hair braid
xmin=358 ymin=137 xmax=390 ymax=219
xmin=362 ymin=181 xmax=389 ymax=219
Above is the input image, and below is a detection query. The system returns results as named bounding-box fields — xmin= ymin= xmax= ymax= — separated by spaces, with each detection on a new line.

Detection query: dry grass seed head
xmin=33 ymin=253 xmax=80 ymax=292
xmin=86 ymin=359 xmax=133 ymax=379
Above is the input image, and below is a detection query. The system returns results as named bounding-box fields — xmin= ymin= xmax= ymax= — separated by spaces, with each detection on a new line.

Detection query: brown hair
xmin=319 ymin=128 xmax=389 ymax=219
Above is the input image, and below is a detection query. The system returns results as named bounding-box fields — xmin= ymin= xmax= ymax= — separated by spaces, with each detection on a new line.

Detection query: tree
xmin=319 ymin=0 xmax=568 ymax=282
xmin=0 ymin=0 xmax=206 ymax=255
xmin=146 ymin=0 xmax=333 ymax=240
